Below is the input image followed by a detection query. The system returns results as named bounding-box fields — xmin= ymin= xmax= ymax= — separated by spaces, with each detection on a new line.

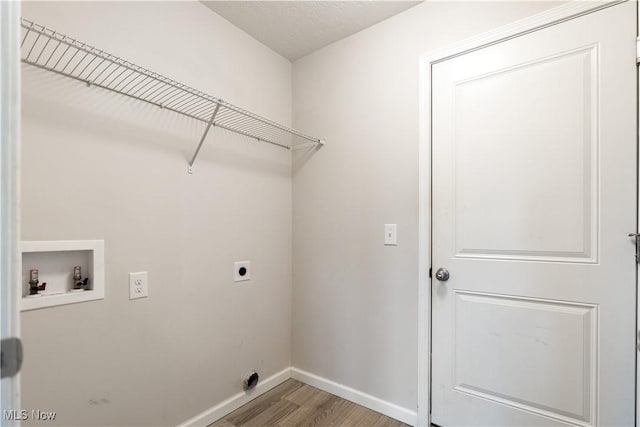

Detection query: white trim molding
xmin=177 ymin=367 xmax=417 ymax=427
xmin=0 ymin=0 xmax=22 ymax=419
xmin=636 ymin=3 xmax=639 ymax=427
xmin=177 ymin=368 xmax=292 ymax=427
xmin=417 ymin=1 xmax=628 ymax=426
xmin=290 ymin=368 xmax=417 ymax=426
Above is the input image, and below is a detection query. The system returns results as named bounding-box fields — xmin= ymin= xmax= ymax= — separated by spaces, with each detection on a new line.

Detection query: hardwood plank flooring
xmin=210 ymin=379 xmax=409 ymax=427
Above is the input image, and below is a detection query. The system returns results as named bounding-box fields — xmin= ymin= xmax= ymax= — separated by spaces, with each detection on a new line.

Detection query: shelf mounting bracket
xmin=188 ymin=102 xmax=221 ymax=174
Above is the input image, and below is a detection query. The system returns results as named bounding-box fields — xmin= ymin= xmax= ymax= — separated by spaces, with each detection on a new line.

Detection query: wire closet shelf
xmin=20 ymin=18 xmax=324 ymax=172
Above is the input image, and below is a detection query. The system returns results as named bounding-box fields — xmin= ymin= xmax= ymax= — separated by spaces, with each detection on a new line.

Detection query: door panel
xmin=453 ymin=292 xmax=597 ymax=423
xmin=431 ymin=3 xmax=636 ymax=426
xmin=453 ymin=46 xmax=597 ymax=263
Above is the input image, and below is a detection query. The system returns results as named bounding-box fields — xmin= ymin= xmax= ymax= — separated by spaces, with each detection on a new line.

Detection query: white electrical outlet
xmin=234 ymin=261 xmax=251 ymax=282
xmin=129 ymin=271 xmax=148 ymax=299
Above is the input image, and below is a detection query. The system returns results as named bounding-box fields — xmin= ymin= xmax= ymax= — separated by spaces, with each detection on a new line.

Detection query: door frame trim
xmin=636 ymin=3 xmax=639 ymax=427
xmin=0 ymin=0 xmax=22 ymax=419
xmin=417 ymin=1 xmax=630 ymax=425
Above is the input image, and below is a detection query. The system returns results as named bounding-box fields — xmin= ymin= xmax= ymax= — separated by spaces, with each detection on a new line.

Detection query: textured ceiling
xmin=201 ymin=1 xmax=423 ymax=61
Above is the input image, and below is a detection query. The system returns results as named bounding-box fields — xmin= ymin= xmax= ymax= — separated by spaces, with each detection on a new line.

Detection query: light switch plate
xmin=384 ymin=224 xmax=397 ymax=245
xmin=129 ymin=271 xmax=148 ymax=299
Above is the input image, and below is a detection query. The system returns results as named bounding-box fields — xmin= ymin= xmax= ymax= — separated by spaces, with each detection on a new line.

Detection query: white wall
xmin=20 ymin=2 xmax=292 ymax=426
xmin=292 ymin=0 xmax=563 ymax=412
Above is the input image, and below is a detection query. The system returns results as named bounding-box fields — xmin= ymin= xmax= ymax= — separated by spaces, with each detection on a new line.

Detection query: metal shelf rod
xmin=23 ymin=60 xmax=212 ymax=124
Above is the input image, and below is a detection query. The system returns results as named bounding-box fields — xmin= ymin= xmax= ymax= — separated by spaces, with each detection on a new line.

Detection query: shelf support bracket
xmin=188 ymin=102 xmax=221 ymax=174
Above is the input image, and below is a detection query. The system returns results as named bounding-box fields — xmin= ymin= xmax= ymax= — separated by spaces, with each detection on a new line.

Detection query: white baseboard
xmin=290 ymin=368 xmax=417 ymax=426
xmin=178 ymin=367 xmax=417 ymax=427
xmin=177 ymin=367 xmax=292 ymax=427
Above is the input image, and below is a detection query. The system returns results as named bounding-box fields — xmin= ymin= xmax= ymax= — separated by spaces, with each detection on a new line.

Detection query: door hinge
xmin=637 ymin=37 xmax=640 ymax=64
xmin=429 ymin=267 xmax=432 ymax=279
xmin=0 ymin=337 xmax=23 ymax=379
xmin=629 ymin=233 xmax=640 ymax=263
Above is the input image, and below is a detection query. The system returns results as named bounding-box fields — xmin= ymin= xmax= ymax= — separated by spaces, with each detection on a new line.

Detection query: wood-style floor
xmin=209 ymin=379 xmax=409 ymax=427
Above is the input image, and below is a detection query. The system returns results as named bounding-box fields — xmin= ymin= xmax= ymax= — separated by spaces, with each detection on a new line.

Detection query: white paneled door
xmin=430 ymin=3 xmax=636 ymax=426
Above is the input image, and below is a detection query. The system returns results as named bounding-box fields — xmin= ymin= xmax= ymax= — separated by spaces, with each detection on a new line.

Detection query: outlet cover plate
xmin=234 ymin=261 xmax=251 ymax=282
xmin=129 ymin=271 xmax=148 ymax=299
